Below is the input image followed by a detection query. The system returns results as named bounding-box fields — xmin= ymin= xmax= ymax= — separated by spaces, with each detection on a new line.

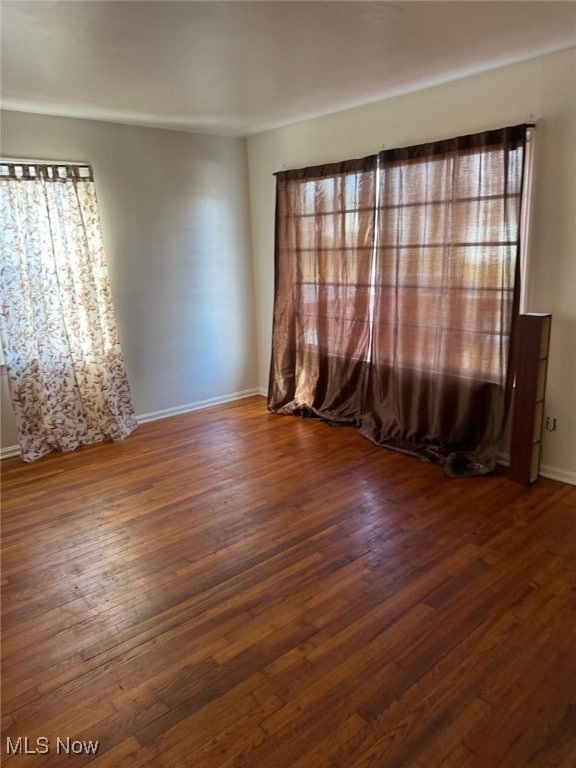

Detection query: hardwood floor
xmin=1 ymin=395 xmax=575 ymax=767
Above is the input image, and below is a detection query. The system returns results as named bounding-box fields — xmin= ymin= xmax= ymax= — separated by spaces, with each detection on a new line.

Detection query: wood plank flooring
xmin=1 ymin=395 xmax=575 ymax=767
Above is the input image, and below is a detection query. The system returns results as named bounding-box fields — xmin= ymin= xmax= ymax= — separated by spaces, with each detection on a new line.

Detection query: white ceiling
xmin=2 ymin=1 xmax=576 ymax=137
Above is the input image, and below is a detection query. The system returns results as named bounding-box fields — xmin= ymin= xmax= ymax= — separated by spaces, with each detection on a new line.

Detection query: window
xmin=269 ymin=124 xmax=532 ymax=477
xmin=279 ymin=126 xmax=532 ymax=383
xmin=373 ymin=137 xmax=528 ymax=383
xmin=276 ymin=158 xmax=377 ymax=366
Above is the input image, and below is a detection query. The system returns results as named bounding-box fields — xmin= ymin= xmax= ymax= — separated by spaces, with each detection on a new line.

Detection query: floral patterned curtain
xmin=0 ymin=162 xmax=137 ymax=461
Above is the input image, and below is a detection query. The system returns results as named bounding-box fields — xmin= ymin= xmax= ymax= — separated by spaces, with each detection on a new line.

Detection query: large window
xmin=269 ymin=124 xmax=532 ymax=477
xmin=287 ymin=133 xmax=529 ymax=382
xmin=373 ymin=137 xmax=527 ymax=383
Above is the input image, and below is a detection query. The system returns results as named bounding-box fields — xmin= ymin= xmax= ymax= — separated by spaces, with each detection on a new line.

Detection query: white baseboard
xmin=1 ymin=444 xmax=20 ymax=460
xmin=537 ymin=463 xmax=576 ymax=486
xmin=498 ymin=452 xmax=576 ymax=486
xmin=136 ymin=388 xmax=263 ymax=425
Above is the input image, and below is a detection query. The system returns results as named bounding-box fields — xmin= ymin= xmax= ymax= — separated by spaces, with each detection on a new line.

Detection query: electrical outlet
xmin=545 ymin=416 xmax=557 ymax=432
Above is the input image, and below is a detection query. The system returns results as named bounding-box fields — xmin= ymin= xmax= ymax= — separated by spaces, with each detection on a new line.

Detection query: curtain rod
xmin=0 ymin=157 xmax=90 ymax=166
xmin=275 ymin=123 xmax=537 ymax=175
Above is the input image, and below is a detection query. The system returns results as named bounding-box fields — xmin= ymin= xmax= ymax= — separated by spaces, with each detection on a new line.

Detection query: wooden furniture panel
xmin=509 ymin=313 xmax=552 ymax=485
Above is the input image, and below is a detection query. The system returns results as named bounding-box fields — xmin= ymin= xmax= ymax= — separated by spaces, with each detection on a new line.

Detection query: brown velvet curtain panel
xmin=269 ymin=156 xmax=377 ymax=421
xmin=269 ymin=125 xmax=529 ymax=476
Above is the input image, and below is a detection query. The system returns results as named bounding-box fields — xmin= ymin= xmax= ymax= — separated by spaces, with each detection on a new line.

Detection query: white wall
xmin=1 ymin=111 xmax=258 ymax=453
xmin=247 ymin=48 xmax=576 ymax=484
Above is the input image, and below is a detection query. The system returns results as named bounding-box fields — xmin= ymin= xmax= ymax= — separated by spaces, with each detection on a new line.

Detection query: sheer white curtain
xmin=0 ymin=162 xmax=137 ymax=461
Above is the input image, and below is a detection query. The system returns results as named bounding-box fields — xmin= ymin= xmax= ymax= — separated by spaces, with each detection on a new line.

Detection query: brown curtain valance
xmin=379 ymin=123 xmax=531 ymax=164
xmin=275 ymin=155 xmax=377 ymax=182
xmin=269 ymin=124 xmax=530 ymax=477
